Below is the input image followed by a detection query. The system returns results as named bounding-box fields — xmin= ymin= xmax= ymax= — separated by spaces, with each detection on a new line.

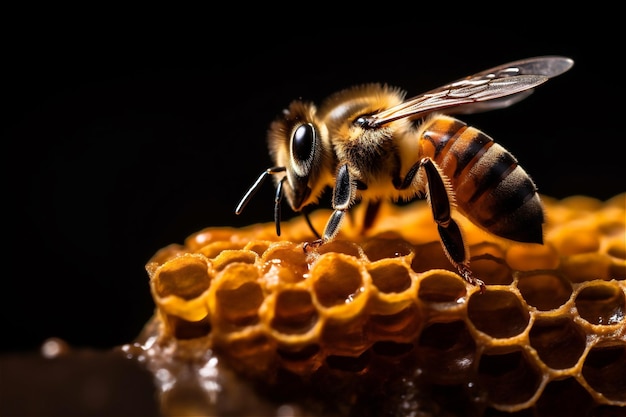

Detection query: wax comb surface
xmin=130 ymin=193 xmax=625 ymax=416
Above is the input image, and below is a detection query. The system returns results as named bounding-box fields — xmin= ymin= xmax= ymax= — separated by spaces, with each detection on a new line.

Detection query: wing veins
xmin=364 ymin=56 xmax=573 ymax=126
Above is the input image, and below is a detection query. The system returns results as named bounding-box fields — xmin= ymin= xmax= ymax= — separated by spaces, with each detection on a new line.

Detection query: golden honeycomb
xmin=124 ymin=193 xmax=626 ymax=417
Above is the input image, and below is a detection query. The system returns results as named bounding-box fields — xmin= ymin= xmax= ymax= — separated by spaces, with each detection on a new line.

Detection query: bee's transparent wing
xmin=365 ymin=56 xmax=573 ymax=126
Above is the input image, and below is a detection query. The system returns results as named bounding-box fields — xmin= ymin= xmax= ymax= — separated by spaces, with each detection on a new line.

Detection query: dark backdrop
xmin=4 ymin=17 xmax=622 ymax=353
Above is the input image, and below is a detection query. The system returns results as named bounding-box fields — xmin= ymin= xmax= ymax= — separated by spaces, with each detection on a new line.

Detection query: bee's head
xmin=268 ymin=101 xmax=332 ymax=212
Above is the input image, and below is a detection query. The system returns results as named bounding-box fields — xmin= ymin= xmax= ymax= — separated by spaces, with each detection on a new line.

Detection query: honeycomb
xmin=125 ymin=193 xmax=626 ymax=417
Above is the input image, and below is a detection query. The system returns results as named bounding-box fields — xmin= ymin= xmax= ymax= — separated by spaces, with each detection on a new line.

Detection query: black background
xmin=4 ymin=16 xmax=622 ymax=354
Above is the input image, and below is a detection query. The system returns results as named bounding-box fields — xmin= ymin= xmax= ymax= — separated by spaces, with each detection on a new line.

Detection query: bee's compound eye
xmin=291 ymin=123 xmax=316 ymax=163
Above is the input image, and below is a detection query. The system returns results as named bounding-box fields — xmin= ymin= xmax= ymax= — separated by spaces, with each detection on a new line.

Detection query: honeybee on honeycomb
xmin=134 ymin=57 xmax=625 ymax=417
xmin=236 ymin=56 xmax=574 ymax=290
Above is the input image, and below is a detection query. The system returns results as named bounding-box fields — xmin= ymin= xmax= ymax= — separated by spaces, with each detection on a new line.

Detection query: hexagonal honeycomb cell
xmin=127 ymin=193 xmax=626 ymax=417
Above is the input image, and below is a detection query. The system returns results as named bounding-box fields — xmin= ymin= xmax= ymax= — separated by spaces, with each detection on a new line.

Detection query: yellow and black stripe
xmin=420 ymin=115 xmax=544 ymax=244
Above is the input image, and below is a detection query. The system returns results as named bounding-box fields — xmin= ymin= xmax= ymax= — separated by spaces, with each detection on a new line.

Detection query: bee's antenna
xmin=235 ymin=166 xmax=286 ymax=215
xmin=274 ymin=176 xmax=286 ymax=236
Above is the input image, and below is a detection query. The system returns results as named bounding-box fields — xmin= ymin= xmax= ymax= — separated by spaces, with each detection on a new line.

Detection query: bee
xmin=236 ymin=56 xmax=574 ymax=290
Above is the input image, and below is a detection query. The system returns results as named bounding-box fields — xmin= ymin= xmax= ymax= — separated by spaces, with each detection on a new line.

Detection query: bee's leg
xmin=415 ymin=158 xmax=485 ymax=291
xmin=304 ymin=163 xmax=354 ymax=251
xmin=302 ymin=207 xmax=322 ymax=239
xmin=362 ymin=200 xmax=382 ymax=234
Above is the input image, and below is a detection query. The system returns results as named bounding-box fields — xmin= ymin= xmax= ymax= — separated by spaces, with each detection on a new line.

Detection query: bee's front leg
xmin=304 ymin=163 xmax=355 ymax=252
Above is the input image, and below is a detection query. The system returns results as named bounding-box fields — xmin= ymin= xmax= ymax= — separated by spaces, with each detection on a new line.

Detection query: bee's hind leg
xmin=419 ymin=158 xmax=485 ymax=292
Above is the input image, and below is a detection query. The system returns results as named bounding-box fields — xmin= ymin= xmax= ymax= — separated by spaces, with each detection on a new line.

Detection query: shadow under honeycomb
xmin=127 ymin=193 xmax=626 ymax=417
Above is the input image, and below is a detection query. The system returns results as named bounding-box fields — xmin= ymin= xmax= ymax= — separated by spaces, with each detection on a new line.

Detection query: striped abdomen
xmin=418 ymin=114 xmax=544 ymax=244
